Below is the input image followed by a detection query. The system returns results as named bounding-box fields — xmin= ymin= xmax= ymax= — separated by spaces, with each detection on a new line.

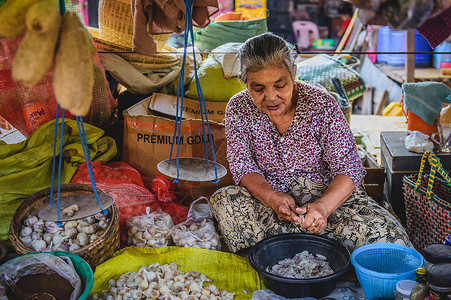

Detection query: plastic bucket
xmin=377 ymin=26 xmax=390 ymax=64
xmin=13 ymin=251 xmax=93 ymax=300
xmin=407 ymin=110 xmax=438 ymax=137
xmin=377 ymin=27 xmax=431 ymax=67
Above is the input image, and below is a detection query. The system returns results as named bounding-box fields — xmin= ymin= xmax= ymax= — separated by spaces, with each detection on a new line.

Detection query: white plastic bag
xmin=0 ymin=253 xmax=82 ymax=300
xmin=169 ymin=197 xmax=220 ymax=250
xmin=405 ymin=130 xmax=434 ymax=153
xmin=126 ymin=208 xmax=174 ymax=248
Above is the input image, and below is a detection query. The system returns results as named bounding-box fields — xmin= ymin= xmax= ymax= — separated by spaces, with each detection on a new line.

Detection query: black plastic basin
xmin=248 ymin=233 xmax=351 ymax=298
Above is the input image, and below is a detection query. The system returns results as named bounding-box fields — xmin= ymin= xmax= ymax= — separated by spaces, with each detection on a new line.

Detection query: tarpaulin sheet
xmin=0 ymin=119 xmax=116 ymax=241
xmin=91 ymin=246 xmax=264 ymax=299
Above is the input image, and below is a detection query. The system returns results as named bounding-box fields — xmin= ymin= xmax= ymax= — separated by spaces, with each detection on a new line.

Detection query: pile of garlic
xmin=91 ymin=262 xmax=235 ymax=300
xmin=19 ymin=212 xmax=109 ymax=252
xmin=127 ymin=212 xmax=173 ymax=248
xmin=170 ymin=219 xmax=221 ymax=250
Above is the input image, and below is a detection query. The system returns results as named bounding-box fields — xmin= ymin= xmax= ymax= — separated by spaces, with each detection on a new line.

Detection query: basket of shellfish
xmin=9 ymin=183 xmax=120 ymax=267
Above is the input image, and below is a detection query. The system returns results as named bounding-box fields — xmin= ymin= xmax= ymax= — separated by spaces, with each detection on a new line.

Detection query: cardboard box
xmin=149 ymin=93 xmax=227 ymax=123
xmin=122 ymin=96 xmax=233 ymax=203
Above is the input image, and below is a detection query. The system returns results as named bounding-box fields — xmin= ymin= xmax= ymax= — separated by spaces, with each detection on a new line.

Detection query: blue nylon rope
xmin=76 ymin=116 xmax=102 ymax=210
xmin=50 ymin=105 xmax=60 ymax=209
xmin=186 ymin=10 xmax=219 ymax=182
xmin=169 ymin=0 xmax=220 ymax=183
xmin=56 ymin=110 xmax=65 ymax=221
xmin=169 ymin=10 xmax=190 ymax=183
xmin=59 ymin=0 xmax=65 ymax=15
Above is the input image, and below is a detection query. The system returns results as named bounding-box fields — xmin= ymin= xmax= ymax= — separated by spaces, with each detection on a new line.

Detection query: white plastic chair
xmin=292 ymin=21 xmax=319 ymax=49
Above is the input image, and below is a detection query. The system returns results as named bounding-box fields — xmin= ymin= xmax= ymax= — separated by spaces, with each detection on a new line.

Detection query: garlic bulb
xmin=33 ymin=220 xmax=45 ymax=232
xmin=77 ymin=232 xmax=89 ymax=246
xmin=69 ymin=243 xmax=81 ymax=252
xmin=24 ymin=215 xmax=38 ymax=227
xmin=64 ymin=220 xmax=78 ymax=229
xmin=43 ymin=233 xmax=53 ymax=244
xmin=126 ymin=213 xmax=173 ymax=248
xmin=19 ymin=211 xmax=109 ymax=252
xmin=20 ymin=235 xmax=32 ymax=246
xmin=63 ymin=227 xmax=78 ymax=239
xmin=83 ymin=224 xmax=98 ymax=235
xmin=31 ymin=239 xmax=46 ymax=252
xmin=20 ymin=226 xmax=32 ymax=237
xmin=31 ymin=232 xmax=42 ymax=241
xmin=46 ymin=222 xmax=62 ymax=234
xmin=93 ymin=263 xmax=235 ymax=300
xmin=170 ymin=219 xmax=221 ymax=250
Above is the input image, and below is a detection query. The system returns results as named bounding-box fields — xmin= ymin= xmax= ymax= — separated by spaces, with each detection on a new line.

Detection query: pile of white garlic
xmin=127 ymin=212 xmax=174 ymax=248
xmin=91 ymin=262 xmax=235 ymax=300
xmin=170 ymin=219 xmax=221 ymax=250
xmin=19 ymin=212 xmax=110 ymax=252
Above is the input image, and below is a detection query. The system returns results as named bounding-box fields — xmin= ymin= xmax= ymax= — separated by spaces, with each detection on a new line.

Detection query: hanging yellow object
xmin=90 ymin=246 xmax=264 ymax=299
xmin=382 ymin=102 xmax=404 ymax=116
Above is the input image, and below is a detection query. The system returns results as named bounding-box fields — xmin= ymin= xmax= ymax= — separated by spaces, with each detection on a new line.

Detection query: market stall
xmin=0 ymin=0 xmax=450 ymax=299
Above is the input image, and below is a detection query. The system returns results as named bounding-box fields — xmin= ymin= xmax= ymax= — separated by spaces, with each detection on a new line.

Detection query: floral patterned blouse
xmin=225 ymin=81 xmax=365 ymax=193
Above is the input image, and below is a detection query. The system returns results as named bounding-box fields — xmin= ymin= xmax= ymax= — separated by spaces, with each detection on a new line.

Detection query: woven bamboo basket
xmin=98 ymin=0 xmax=170 ymax=52
xmin=9 ymin=183 xmax=120 ymax=268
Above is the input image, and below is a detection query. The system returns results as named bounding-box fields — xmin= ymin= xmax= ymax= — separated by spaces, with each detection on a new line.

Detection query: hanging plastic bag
xmin=0 ymin=253 xmax=82 ymax=300
xmin=126 ymin=208 xmax=174 ymax=248
xmin=405 ymin=130 xmax=434 ymax=153
xmin=169 ymin=197 xmax=220 ymax=250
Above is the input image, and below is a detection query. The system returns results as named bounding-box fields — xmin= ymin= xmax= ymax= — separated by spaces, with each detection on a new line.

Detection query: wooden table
xmin=350 ymin=114 xmax=407 ymax=164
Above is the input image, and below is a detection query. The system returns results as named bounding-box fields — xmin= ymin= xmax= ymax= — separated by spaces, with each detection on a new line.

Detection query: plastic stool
xmin=292 ymin=21 xmax=319 ymax=49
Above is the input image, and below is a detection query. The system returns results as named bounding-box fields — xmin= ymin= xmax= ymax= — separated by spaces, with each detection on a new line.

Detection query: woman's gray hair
xmin=239 ymin=32 xmax=296 ymax=83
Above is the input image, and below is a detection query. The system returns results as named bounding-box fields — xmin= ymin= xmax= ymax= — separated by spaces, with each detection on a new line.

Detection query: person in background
xmin=208 ymin=32 xmax=412 ymax=254
xmin=337 ymin=2 xmax=354 ymax=38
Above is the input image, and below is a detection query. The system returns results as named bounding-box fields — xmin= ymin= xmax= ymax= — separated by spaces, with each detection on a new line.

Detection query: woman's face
xmin=245 ymin=64 xmax=297 ymax=120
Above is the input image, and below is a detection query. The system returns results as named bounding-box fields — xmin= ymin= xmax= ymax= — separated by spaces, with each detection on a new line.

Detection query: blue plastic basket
xmin=351 ymin=243 xmax=424 ymax=300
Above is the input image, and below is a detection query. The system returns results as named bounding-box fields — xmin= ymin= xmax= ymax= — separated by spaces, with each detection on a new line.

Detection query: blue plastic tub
xmin=377 ymin=27 xmax=431 ymax=67
xmin=351 ymin=243 xmax=424 ymax=300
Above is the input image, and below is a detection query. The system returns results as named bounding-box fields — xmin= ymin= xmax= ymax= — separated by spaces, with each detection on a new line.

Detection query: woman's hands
xmin=267 ymin=191 xmax=304 ymax=224
xmin=296 ymin=202 xmax=329 ymax=234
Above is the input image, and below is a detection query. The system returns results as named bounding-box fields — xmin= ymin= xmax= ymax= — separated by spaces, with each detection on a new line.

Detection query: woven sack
xmin=296 ymin=54 xmax=366 ymax=102
xmin=403 ymin=151 xmax=451 ymax=251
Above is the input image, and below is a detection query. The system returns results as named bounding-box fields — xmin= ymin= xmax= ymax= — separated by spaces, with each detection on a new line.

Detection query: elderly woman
xmin=208 ymin=33 xmax=411 ymax=253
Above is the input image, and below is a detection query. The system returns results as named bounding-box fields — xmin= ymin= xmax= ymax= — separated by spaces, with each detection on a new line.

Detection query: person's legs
xmin=210 ymin=178 xmax=412 ymax=253
xmin=323 ymin=187 xmax=413 ymax=251
xmin=209 ymin=185 xmax=301 ymax=253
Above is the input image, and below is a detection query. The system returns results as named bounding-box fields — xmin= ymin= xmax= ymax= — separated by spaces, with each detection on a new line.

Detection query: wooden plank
xmin=405 ymin=29 xmax=415 ymax=82
xmin=335 ymin=8 xmax=359 ymax=54
xmin=361 ymin=88 xmax=374 ymax=115
xmin=374 ymin=89 xmax=389 ymax=115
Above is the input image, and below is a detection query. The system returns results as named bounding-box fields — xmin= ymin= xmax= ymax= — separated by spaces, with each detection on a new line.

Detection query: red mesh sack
xmin=71 ymin=162 xmax=189 ymax=247
xmin=0 ymin=31 xmax=116 ymax=137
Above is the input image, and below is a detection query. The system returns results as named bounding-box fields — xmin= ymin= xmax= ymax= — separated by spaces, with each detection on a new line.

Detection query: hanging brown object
xmin=12 ymin=0 xmax=61 ymax=87
xmin=53 ymin=12 xmax=94 ymax=117
xmin=0 ymin=0 xmax=43 ymax=38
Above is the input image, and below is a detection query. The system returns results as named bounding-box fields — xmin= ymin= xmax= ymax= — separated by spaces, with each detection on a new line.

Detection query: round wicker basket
xmin=9 ymin=183 xmax=120 ymax=268
xmin=98 ymin=0 xmax=170 ymax=52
